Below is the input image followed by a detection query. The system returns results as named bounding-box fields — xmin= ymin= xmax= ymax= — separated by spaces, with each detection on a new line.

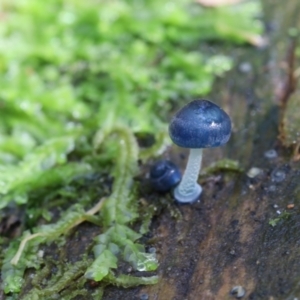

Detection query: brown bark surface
xmin=104 ymin=1 xmax=300 ymax=299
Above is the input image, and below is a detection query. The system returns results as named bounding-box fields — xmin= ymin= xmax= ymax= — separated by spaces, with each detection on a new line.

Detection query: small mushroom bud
xmin=149 ymin=160 xmax=181 ymax=192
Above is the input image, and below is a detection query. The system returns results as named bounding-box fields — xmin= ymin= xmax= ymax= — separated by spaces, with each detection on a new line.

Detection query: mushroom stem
xmin=174 ymin=148 xmax=203 ymax=203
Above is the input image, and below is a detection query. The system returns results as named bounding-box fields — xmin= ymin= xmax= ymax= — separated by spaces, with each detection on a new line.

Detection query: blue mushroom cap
xmin=169 ymin=99 xmax=232 ymax=148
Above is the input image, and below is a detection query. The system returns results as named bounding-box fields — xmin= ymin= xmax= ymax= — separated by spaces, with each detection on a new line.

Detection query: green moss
xmin=269 ymin=211 xmax=291 ymax=227
xmin=201 ymin=159 xmax=243 ymax=175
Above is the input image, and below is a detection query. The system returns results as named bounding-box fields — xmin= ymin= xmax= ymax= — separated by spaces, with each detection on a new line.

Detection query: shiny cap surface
xmin=169 ymin=99 xmax=231 ymax=148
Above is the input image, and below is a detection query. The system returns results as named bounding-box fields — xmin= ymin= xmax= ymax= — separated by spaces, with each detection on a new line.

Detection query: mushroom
xmin=149 ymin=160 xmax=181 ymax=192
xmin=169 ymin=99 xmax=232 ymax=203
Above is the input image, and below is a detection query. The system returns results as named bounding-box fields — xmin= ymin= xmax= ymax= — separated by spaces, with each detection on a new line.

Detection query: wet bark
xmin=104 ymin=1 xmax=300 ymax=299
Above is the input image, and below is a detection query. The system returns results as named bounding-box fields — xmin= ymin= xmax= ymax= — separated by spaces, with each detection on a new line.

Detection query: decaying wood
xmin=104 ymin=1 xmax=300 ymax=299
